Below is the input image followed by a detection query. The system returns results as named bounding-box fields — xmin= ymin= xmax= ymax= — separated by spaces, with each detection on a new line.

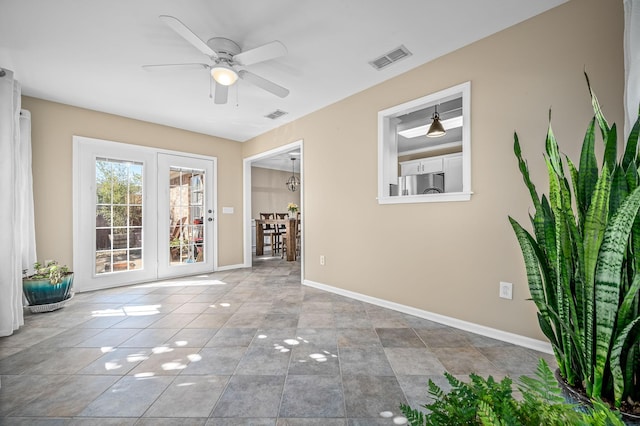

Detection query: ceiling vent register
xmin=369 ymin=45 xmax=412 ymax=70
xmin=265 ymin=109 xmax=288 ymax=120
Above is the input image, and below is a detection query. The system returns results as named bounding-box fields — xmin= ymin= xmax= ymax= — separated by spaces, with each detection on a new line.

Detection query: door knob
xmin=208 ymin=217 xmax=213 ymax=222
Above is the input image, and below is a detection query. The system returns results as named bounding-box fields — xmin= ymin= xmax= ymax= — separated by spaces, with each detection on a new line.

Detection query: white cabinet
xmin=399 ymin=152 xmax=463 ymax=193
xmin=400 ymin=157 xmax=444 ymax=176
xmin=400 ymin=160 xmax=420 ymax=176
xmin=444 ymin=153 xmax=463 ymax=192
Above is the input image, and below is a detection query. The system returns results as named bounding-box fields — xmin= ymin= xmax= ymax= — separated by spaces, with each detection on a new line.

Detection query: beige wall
xmin=251 ymin=166 xmax=301 ymax=219
xmin=22 ymin=97 xmax=244 ymax=268
xmin=242 ymin=0 xmax=625 ymax=340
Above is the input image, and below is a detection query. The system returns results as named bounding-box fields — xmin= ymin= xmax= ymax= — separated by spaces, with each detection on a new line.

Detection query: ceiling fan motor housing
xmin=207 ymin=37 xmax=241 ymax=62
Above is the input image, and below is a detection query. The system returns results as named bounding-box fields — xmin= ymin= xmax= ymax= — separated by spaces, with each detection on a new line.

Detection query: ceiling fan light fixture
xmin=211 ymin=63 xmax=238 ymax=86
xmin=426 ymin=106 xmax=446 ymax=138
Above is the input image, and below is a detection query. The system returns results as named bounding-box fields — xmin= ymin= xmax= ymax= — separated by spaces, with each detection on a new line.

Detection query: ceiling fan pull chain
xmin=209 ymin=76 xmax=213 ymax=99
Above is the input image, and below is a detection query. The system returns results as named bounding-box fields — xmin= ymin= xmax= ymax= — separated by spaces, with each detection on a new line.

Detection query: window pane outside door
xmin=169 ymin=167 xmax=205 ymax=265
xmin=95 ymin=158 xmax=143 ymax=274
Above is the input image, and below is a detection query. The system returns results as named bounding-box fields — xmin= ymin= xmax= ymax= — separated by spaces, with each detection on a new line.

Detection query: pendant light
xmin=426 ymin=105 xmax=446 ymax=138
xmin=286 ymin=158 xmax=300 ymax=192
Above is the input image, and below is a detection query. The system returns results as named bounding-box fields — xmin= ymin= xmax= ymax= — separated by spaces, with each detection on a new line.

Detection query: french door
xmin=73 ymin=137 xmax=216 ymax=292
xmin=157 ymin=153 xmax=214 ymax=279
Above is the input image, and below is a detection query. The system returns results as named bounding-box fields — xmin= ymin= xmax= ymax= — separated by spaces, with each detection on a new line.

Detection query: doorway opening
xmin=243 ymin=140 xmax=303 ymax=280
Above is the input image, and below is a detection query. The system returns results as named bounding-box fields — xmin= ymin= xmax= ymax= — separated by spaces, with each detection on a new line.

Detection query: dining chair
xmin=275 ymin=212 xmax=288 ymax=254
xmin=259 ymin=213 xmax=278 ymax=253
xmin=280 ymin=213 xmax=299 ymax=260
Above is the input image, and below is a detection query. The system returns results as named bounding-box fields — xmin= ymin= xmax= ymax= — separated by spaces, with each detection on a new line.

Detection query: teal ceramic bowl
xmin=22 ymin=273 xmax=74 ymax=306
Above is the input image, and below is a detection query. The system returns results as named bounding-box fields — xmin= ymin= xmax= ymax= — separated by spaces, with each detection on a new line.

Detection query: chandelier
xmin=286 ymin=157 xmax=300 ymax=192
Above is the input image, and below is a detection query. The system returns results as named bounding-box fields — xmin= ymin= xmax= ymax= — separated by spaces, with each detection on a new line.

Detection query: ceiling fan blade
xmin=159 ymin=15 xmax=218 ymax=59
xmin=238 ymin=70 xmax=289 ymax=98
xmin=142 ymin=63 xmax=209 ymax=72
xmin=214 ymin=82 xmax=228 ymax=104
xmin=234 ymin=40 xmax=287 ymax=66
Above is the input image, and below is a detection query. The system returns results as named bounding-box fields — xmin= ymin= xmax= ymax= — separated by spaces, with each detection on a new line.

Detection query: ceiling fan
xmin=143 ymin=15 xmax=290 ymax=104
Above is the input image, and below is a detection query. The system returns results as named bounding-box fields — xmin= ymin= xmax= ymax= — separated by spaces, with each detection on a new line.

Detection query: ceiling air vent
xmin=265 ymin=109 xmax=288 ymax=120
xmin=369 ymin=45 xmax=412 ymax=71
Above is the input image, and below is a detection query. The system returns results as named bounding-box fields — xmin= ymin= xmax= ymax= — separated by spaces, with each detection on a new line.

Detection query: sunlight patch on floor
xmin=127 ymin=352 xmax=149 ymax=362
xmin=187 ymin=353 xmax=202 ymax=362
xmin=92 ymin=304 xmax=162 ymax=317
xmin=152 ymin=346 xmax=173 ymax=354
xmin=208 ymin=302 xmax=233 ymax=309
xmin=380 ymin=411 xmax=408 ymax=425
xmin=161 ymin=361 xmax=186 ymax=371
xmin=132 ymin=279 xmax=227 ymax=288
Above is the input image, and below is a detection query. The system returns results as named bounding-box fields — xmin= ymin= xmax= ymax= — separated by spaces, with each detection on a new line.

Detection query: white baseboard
xmin=216 ymin=263 xmax=246 ymax=271
xmin=303 ymin=279 xmax=553 ymax=354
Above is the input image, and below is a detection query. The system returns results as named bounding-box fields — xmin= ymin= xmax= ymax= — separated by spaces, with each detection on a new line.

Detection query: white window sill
xmin=377 ymin=191 xmax=473 ymax=204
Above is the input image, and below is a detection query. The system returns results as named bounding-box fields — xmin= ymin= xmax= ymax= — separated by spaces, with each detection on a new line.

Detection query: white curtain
xmin=625 ymin=0 xmax=640 ymax=138
xmin=0 ymin=68 xmax=36 ymax=337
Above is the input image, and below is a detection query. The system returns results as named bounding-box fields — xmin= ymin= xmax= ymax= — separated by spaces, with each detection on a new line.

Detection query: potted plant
xmin=509 ymin=73 xmax=640 ymax=418
xmin=287 ymin=202 xmax=298 ymax=218
xmin=170 ymin=236 xmax=183 ymax=261
xmin=22 ymin=260 xmax=74 ymax=311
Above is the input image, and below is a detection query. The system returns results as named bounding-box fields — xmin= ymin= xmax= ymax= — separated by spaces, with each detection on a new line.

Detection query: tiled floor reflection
xmin=0 ymin=256 xmax=555 ymax=425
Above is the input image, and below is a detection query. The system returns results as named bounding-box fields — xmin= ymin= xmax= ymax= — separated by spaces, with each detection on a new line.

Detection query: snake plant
xmin=509 ymin=73 xmax=640 ymax=408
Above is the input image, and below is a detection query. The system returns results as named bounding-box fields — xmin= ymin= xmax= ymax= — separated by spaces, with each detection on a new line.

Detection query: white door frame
xmin=243 ymin=140 xmax=304 ymax=278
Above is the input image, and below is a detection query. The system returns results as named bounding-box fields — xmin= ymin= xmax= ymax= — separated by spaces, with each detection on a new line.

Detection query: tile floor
xmin=0 ymin=256 xmax=555 ymax=425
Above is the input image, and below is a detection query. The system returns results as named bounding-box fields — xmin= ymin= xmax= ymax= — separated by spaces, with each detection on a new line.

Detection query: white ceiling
xmin=253 ymin=149 xmax=300 ymax=172
xmin=0 ymin=0 xmax=565 ymax=143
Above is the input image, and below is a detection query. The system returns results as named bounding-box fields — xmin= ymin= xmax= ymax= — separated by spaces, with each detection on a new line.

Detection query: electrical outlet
xmin=499 ymin=281 xmax=513 ymax=300
xmin=320 ymin=255 xmax=325 ymax=266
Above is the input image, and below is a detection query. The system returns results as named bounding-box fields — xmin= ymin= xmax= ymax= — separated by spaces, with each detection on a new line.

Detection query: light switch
xmin=222 ymin=207 xmax=234 ymax=214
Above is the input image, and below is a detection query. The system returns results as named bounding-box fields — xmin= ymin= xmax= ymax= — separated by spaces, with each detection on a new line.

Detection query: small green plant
xmin=25 ymin=261 xmax=71 ymax=285
xmin=400 ymin=359 xmax=624 ymax=426
xmin=169 ymin=236 xmax=185 ymax=247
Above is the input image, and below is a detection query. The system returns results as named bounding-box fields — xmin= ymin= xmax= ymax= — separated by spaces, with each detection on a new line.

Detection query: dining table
xmin=254 ymin=218 xmax=298 ymax=261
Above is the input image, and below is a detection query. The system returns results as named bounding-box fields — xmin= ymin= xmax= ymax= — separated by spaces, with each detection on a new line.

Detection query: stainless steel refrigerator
xmin=397 ymin=172 xmax=445 ymax=195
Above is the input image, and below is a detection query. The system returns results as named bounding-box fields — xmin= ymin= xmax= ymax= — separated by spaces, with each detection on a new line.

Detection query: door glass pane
xmin=95 ymin=158 xmax=144 ymax=274
xmin=169 ymin=167 xmax=205 ymax=265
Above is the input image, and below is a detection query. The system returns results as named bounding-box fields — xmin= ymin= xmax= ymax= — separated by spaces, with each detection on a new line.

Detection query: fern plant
xmin=400 ymin=372 xmax=518 ymax=426
xmin=400 ymin=359 xmax=624 ymax=426
xmin=509 ymin=73 xmax=640 ymax=408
